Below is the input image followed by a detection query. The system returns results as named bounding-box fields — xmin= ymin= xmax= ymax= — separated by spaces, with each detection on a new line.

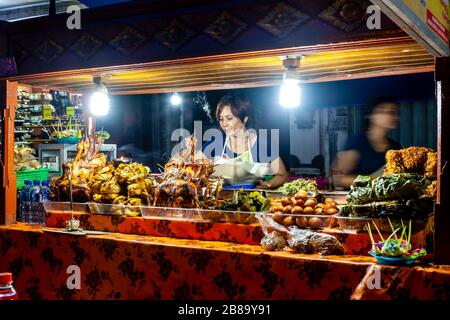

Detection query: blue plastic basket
xmin=55 ymin=137 xmax=80 ymax=144
xmin=369 ymin=251 xmax=417 ymax=266
xmin=222 ymin=184 xmax=256 ymax=190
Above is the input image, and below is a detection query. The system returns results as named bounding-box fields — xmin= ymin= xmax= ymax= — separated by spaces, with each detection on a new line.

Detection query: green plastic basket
xmin=16 ymin=168 xmax=49 ymax=189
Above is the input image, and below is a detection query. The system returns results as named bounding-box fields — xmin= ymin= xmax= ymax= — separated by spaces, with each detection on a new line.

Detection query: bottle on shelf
xmin=39 ymin=180 xmax=50 ymax=225
xmin=19 ymin=180 xmax=32 ymax=223
xmin=29 ymin=180 xmax=41 ymax=224
xmin=0 ymin=273 xmax=18 ymax=300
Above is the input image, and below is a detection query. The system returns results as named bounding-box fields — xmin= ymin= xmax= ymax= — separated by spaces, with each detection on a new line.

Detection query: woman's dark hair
xmin=216 ymin=93 xmax=251 ymax=123
xmin=363 ymin=96 xmax=399 ymax=131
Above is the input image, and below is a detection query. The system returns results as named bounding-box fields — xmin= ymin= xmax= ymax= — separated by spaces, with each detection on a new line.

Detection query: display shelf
xmin=26 ymin=138 xmax=52 ymax=142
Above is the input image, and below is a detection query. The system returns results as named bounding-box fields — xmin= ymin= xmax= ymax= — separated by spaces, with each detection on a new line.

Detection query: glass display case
xmin=38 ymin=143 xmax=117 ymax=177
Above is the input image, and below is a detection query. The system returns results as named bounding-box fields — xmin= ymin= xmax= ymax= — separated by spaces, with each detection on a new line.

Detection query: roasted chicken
xmin=154 ymin=136 xmax=223 ymax=208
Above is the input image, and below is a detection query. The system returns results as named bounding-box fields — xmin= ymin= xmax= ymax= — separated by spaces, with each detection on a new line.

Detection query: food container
xmin=88 ymin=202 xmax=140 ymax=217
xmin=222 ymin=210 xmax=258 ymax=224
xmin=320 ymin=191 xmax=348 ymax=205
xmin=140 ymin=206 xmax=259 ymax=224
xmin=140 ymin=206 xmax=200 ymax=221
xmin=334 ymin=215 xmax=374 ymax=233
xmin=335 ymin=215 xmax=431 ymax=233
xmin=267 ymin=212 xmax=336 ymax=230
xmin=44 ymin=201 xmax=261 ymax=224
xmin=43 ymin=201 xmax=88 ymax=214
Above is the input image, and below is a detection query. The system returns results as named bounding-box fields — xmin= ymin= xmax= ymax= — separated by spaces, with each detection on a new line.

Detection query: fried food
xmin=385 ymin=147 xmax=437 ymax=179
xmin=153 ymin=136 xmax=223 ymax=208
xmin=14 ymin=145 xmax=41 ymax=171
xmin=50 ymin=135 xmax=106 ymax=202
xmin=50 ymin=134 xmax=223 ymax=213
xmin=100 ymin=176 xmax=121 ymax=195
xmin=115 ymin=162 xmax=149 ymax=185
xmin=127 ymin=197 xmax=143 ymax=206
xmin=425 ymin=151 xmax=437 ymax=180
xmin=424 ymin=180 xmax=437 ymax=198
xmin=127 ymin=181 xmax=147 ymax=197
xmin=112 ymin=195 xmax=127 ymax=205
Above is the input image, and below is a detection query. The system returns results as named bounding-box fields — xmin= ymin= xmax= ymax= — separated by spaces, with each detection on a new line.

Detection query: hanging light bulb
xmin=279 ymin=79 xmax=301 ymax=108
xmin=89 ymin=76 xmax=109 ymax=116
xmin=279 ymin=56 xmax=302 ymax=108
xmin=171 ymin=92 xmax=182 ymax=106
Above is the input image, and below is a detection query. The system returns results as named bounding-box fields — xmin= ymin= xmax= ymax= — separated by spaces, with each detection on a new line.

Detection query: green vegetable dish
xmin=216 ymin=190 xmax=270 ymax=212
xmin=277 ymin=179 xmax=318 ymax=195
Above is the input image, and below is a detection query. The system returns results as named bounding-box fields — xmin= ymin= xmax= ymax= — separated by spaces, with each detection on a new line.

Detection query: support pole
xmin=434 ymin=57 xmax=450 ymax=264
xmin=0 ymin=80 xmax=17 ymax=225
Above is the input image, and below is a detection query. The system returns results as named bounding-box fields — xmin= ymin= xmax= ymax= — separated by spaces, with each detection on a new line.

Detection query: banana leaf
xmin=373 ymin=173 xmax=428 ymax=201
xmin=347 ymin=186 xmax=374 ymax=204
xmin=352 ymin=175 xmax=372 ymax=188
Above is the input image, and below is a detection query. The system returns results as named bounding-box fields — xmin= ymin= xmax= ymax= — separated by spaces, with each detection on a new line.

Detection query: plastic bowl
xmin=55 ymin=137 xmax=80 ymax=144
xmin=268 ymin=212 xmax=336 ymax=230
xmin=222 ymin=184 xmax=256 ymax=190
xmin=369 ymin=251 xmax=418 ymax=266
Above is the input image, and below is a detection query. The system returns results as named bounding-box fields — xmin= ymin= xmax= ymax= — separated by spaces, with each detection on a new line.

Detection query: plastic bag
xmin=256 ymin=213 xmax=345 ymax=255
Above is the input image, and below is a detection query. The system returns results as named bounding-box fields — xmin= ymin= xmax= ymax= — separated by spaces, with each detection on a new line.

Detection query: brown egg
xmin=328 ymin=201 xmax=338 ymax=208
xmin=294 ymin=191 xmax=308 ymax=201
xmin=327 ymin=208 xmax=338 ymax=215
xmin=304 ymin=199 xmax=317 ymax=208
xmin=295 ymin=216 xmax=308 ymax=228
xmin=271 ymin=204 xmax=284 ymax=213
xmin=303 ymin=206 xmax=314 ymax=215
xmin=324 ymin=198 xmax=334 ymax=204
xmin=314 ymin=207 xmax=324 ymax=215
xmin=293 ymin=199 xmax=304 ymax=207
xmin=291 ymin=206 xmax=303 ymax=214
xmin=273 ymin=212 xmax=284 ymax=223
xmin=283 ymin=205 xmax=293 ymax=214
xmin=308 ymin=217 xmax=323 ymax=229
xmin=281 ymin=197 xmax=293 ymax=207
xmin=283 ymin=216 xmax=295 ymax=227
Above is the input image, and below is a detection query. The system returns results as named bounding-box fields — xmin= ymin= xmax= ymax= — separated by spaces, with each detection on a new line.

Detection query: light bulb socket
xmin=281 ymin=56 xmax=303 ymax=82
xmin=283 ymin=68 xmax=299 ymax=81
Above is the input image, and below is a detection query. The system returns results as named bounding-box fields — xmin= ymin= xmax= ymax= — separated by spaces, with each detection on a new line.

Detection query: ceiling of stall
xmin=9 ymin=37 xmax=435 ymax=95
xmin=0 ymin=0 xmax=130 ymax=21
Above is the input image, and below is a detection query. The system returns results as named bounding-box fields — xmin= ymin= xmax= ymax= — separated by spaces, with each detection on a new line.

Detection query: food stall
xmin=1 ymin=0 xmax=450 ymax=300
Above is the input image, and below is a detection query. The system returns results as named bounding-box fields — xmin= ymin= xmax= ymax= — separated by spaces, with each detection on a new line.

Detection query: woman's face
xmin=218 ymin=106 xmax=245 ymax=136
xmin=370 ymin=103 xmax=399 ymax=130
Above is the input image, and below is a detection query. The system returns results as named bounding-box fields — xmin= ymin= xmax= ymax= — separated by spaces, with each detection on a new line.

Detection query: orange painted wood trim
xmin=435 ymin=57 xmax=450 ymax=264
xmin=0 ymin=80 xmax=17 ymax=225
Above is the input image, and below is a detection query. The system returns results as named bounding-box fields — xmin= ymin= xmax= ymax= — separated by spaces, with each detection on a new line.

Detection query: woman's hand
xmin=256 ymin=158 xmax=289 ymax=189
xmin=256 ymin=181 xmax=273 ymax=189
xmin=331 ymin=150 xmax=360 ymax=189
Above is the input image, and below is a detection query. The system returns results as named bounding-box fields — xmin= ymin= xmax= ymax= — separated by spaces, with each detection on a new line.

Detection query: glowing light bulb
xmin=89 ymin=91 xmax=109 ymax=116
xmin=279 ymin=79 xmax=301 ymax=108
xmin=171 ymin=92 xmax=182 ymax=106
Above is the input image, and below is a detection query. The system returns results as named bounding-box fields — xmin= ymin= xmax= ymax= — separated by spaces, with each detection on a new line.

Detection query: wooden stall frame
xmin=0 ymin=80 xmax=17 ymax=225
xmin=0 ymin=1 xmax=448 ymax=264
xmin=435 ymin=57 xmax=450 ymax=265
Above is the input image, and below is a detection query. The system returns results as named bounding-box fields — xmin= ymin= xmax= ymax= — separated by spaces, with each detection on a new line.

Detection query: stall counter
xmin=1 ymin=224 xmax=449 ymax=300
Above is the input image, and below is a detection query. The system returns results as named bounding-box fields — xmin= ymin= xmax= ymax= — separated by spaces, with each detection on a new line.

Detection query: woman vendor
xmin=202 ymin=93 xmax=288 ymax=189
xmin=332 ymin=97 xmax=402 ymax=188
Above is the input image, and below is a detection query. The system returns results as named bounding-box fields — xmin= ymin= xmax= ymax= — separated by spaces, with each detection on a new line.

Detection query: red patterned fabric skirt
xmin=1 ymin=224 xmax=449 ymax=300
